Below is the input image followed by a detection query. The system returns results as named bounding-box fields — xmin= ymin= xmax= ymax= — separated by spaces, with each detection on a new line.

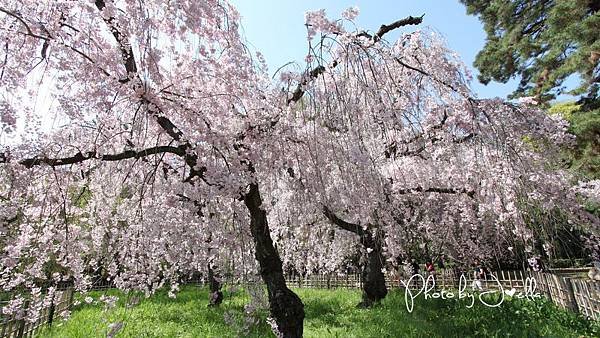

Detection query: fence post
xmin=537 ymin=272 xmax=549 ymax=299
xmin=47 ymin=292 xmax=56 ymax=327
xmin=16 ymin=300 xmax=29 ymax=338
xmin=543 ymin=273 xmax=560 ymax=305
xmin=67 ymin=288 xmax=75 ymax=310
xmin=1 ymin=317 xmax=8 ymax=338
xmin=563 ymin=277 xmax=579 ymax=313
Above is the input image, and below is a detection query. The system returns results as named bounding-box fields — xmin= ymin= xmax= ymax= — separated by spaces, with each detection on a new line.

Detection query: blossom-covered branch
xmin=287 ymin=15 xmax=424 ymax=105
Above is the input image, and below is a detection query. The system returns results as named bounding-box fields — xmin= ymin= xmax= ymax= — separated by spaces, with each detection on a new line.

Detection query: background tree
xmin=463 ymin=1 xmax=600 ymax=229
xmin=548 ymin=101 xmax=600 ymax=180
xmin=460 ymin=0 xmax=600 ymax=103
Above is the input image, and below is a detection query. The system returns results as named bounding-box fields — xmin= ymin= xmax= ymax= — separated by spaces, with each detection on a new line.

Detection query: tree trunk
xmin=244 ymin=182 xmax=305 ymax=338
xmin=357 ymin=230 xmax=388 ymax=308
xmin=207 ymin=264 xmax=223 ymax=307
xmin=322 ymin=206 xmax=388 ymax=308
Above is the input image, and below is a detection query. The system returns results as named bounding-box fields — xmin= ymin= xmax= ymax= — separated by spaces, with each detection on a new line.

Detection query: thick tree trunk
xmin=207 ymin=264 xmax=223 ymax=307
xmin=244 ymin=182 xmax=304 ymax=338
xmin=357 ymin=230 xmax=388 ymax=308
xmin=322 ymin=206 xmax=387 ymax=308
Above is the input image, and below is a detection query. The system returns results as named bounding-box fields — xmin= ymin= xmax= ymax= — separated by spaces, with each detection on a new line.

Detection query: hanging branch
xmin=288 ymin=15 xmax=424 ymax=105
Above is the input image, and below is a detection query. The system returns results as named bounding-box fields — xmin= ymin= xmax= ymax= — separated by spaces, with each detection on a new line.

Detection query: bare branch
xmin=322 ymin=205 xmax=366 ymax=236
xmin=1 ymin=145 xmax=185 ymax=169
xmin=373 ymin=15 xmax=424 ymax=41
xmin=396 ymin=186 xmax=475 ymax=198
xmin=94 ymin=0 xmax=137 ymax=77
xmin=392 ymin=57 xmax=458 ymax=92
xmin=0 ymin=7 xmax=50 ymax=41
xmin=287 ymin=64 xmax=329 ymax=104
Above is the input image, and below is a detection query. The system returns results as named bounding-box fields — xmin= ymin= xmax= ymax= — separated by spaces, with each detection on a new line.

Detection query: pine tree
xmin=461 ymin=0 xmax=600 ymax=102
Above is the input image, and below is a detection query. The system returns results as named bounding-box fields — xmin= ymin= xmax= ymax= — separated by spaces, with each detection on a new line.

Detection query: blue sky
xmin=229 ymin=0 xmax=520 ymax=99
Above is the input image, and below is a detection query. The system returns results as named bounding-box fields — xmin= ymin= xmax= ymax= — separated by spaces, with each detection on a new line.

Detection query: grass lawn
xmin=37 ymin=285 xmax=599 ymax=337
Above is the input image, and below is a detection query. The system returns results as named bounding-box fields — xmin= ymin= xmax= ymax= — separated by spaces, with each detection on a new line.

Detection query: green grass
xmin=37 ymin=286 xmax=599 ymax=338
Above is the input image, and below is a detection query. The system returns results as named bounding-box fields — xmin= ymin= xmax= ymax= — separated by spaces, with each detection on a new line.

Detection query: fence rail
xmin=1 ymin=269 xmax=598 ymax=337
xmin=284 ymin=270 xmax=535 ymax=290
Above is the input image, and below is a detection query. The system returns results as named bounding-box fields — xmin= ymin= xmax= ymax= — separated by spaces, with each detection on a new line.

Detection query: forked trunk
xmin=244 ymin=182 xmax=305 ymax=338
xmin=322 ymin=206 xmax=388 ymax=308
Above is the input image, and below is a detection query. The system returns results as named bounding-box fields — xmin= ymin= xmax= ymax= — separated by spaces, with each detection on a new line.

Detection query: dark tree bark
xmin=357 ymin=229 xmax=388 ymax=308
xmin=207 ymin=264 xmax=223 ymax=307
xmin=322 ymin=206 xmax=388 ymax=307
xmin=244 ymin=182 xmax=304 ymax=338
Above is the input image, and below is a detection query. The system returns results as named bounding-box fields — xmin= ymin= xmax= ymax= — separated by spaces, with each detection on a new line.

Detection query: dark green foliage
xmin=548 ymin=101 xmax=600 ymax=181
xmin=527 ymin=100 xmax=600 ymax=268
xmin=68 ymin=185 xmax=92 ymax=208
xmin=461 ymin=0 xmax=600 ymax=102
xmin=522 ymin=206 xmax=592 ymax=267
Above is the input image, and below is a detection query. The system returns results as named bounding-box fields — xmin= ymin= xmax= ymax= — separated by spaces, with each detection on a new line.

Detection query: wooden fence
xmin=284 ymin=270 xmax=533 ymax=290
xmin=283 ymin=269 xmax=600 ymax=320
xmin=528 ymin=271 xmax=600 ymax=320
xmin=0 ymin=288 xmax=73 ymax=338
xmin=1 ymin=269 xmax=598 ymax=337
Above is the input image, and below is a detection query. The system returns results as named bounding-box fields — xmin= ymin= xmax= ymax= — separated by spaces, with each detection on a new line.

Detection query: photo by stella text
xmin=401 ymin=274 xmax=543 ymax=313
